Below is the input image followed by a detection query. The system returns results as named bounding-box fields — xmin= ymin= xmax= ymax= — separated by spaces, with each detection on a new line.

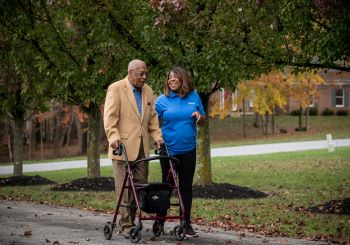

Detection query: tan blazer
xmin=103 ymin=77 xmax=162 ymax=161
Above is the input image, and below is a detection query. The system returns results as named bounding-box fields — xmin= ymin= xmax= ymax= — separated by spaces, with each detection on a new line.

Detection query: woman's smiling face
xmin=167 ymin=71 xmax=181 ymax=93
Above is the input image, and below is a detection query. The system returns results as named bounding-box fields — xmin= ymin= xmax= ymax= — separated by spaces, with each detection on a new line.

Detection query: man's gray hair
xmin=128 ymin=59 xmax=146 ymax=72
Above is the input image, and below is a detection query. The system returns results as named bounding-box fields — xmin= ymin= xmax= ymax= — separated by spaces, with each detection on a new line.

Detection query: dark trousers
xmin=157 ymin=148 xmax=196 ymax=224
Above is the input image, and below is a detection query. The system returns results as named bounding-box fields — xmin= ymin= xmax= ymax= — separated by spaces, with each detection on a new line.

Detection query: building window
xmin=335 ymin=88 xmax=344 ymax=107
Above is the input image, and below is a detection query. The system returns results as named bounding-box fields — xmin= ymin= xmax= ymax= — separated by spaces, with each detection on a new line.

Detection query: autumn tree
xmin=287 ymin=72 xmax=325 ymax=131
xmin=0 ymin=1 xmax=152 ymax=178
xmin=147 ymin=1 xmax=265 ymax=185
xmin=234 ymin=81 xmax=251 ymax=137
xmin=2 ymin=0 xmax=348 ymax=180
xmin=250 ymin=72 xmax=288 ymax=134
xmin=147 ymin=0 xmax=349 ymax=185
xmin=0 ymin=7 xmax=49 ymax=175
xmin=234 ymin=71 xmax=288 ymax=135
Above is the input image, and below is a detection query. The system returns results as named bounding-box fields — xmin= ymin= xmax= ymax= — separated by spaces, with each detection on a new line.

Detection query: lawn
xmin=1 ymin=115 xmax=349 ymax=165
xmin=1 ymin=146 xmax=349 ymax=243
xmin=209 ymin=115 xmax=350 ymax=147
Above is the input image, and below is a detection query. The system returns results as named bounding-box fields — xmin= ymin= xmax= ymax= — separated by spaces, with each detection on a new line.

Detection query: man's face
xmin=129 ymin=67 xmax=148 ymax=89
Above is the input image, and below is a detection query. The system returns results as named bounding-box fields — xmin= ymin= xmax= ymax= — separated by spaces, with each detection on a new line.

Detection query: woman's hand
xmin=191 ymin=111 xmax=202 ymax=125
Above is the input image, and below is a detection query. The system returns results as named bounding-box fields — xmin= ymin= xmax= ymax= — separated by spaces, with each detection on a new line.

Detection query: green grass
xmin=2 ymin=115 xmax=349 ymax=165
xmin=1 ymin=147 xmax=349 ymax=242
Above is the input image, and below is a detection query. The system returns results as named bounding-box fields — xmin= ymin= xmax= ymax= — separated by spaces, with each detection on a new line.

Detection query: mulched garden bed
xmin=0 ymin=175 xmax=56 ymax=186
xmin=51 ymin=177 xmax=268 ymax=199
xmin=51 ymin=177 xmax=114 ymax=191
xmin=51 ymin=177 xmax=115 ymax=191
xmin=2 ymin=175 xmax=348 ymax=216
xmin=48 ymin=178 xmax=350 ymax=214
xmin=192 ymin=183 xmax=268 ymax=199
xmin=297 ymin=197 xmax=350 ymax=216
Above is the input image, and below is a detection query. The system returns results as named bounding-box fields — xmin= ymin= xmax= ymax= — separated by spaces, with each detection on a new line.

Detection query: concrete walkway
xmin=1 ymin=138 xmax=349 ymax=175
xmin=0 ymin=200 xmax=333 ymax=245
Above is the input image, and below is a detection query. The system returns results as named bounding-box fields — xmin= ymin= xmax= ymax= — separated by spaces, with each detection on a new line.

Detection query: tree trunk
xmin=26 ymin=117 xmax=36 ymax=160
xmin=242 ymin=98 xmax=246 ymax=137
xmin=65 ymin=110 xmax=74 ymax=147
xmin=77 ymin=114 xmax=88 ymax=154
xmin=195 ymin=94 xmax=212 ymax=185
xmin=48 ymin=117 xmax=55 ymax=143
xmin=264 ymin=113 xmax=269 ymax=135
xmin=6 ymin=121 xmax=13 ymax=162
xmin=305 ymin=106 xmax=310 ymax=131
xmin=52 ymin=117 xmax=62 ymax=158
xmin=271 ymin=111 xmax=275 ymax=134
xmin=40 ymin=122 xmax=44 ymax=160
xmin=298 ymin=106 xmax=303 ymax=130
xmin=253 ymin=112 xmax=260 ymax=128
xmin=13 ymin=114 xmax=25 ymax=176
xmin=86 ymin=103 xmax=101 ymax=178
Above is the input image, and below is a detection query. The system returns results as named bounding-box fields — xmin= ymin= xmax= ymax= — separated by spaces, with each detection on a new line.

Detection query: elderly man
xmin=103 ymin=59 xmax=163 ymax=238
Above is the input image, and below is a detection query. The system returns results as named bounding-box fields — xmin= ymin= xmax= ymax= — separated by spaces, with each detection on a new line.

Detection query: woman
xmin=155 ymin=67 xmax=205 ymax=238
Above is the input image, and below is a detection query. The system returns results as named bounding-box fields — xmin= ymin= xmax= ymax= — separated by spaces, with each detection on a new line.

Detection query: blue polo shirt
xmin=155 ymin=90 xmax=205 ymax=155
xmin=130 ymin=83 xmax=142 ymax=115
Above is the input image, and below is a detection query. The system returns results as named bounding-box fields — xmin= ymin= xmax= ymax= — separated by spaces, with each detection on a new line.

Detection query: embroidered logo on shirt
xmin=188 ymin=102 xmax=195 ymax=105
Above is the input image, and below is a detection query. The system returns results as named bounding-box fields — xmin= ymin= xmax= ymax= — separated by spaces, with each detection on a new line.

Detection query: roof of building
xmin=319 ymin=69 xmax=350 ymax=84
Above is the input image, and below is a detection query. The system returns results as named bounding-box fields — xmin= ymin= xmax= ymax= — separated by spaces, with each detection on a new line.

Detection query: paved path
xmin=0 ymin=200 xmax=332 ymax=245
xmin=1 ymin=139 xmax=350 ymax=175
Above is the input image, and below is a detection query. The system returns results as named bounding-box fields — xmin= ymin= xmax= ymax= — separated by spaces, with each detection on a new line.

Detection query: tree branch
xmin=276 ymin=61 xmax=350 ymax=72
xmin=40 ymin=0 xmax=81 ymax=68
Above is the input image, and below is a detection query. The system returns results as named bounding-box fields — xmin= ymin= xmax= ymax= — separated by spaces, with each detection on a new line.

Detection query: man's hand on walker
xmin=155 ymin=139 xmax=164 ymax=149
xmin=110 ymin=140 xmax=120 ymax=149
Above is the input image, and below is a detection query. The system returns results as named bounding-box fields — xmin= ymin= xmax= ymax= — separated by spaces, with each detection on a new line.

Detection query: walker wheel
xmin=173 ymin=224 xmax=186 ymax=241
xmin=103 ymin=222 xmax=113 ymax=240
xmin=130 ymin=226 xmax=141 ymax=243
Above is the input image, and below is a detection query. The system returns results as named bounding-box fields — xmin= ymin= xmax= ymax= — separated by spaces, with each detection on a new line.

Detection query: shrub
xmin=291 ymin=107 xmax=318 ymax=116
xmin=322 ymin=108 xmax=334 ymax=116
xmin=291 ymin=109 xmax=301 ymax=116
xmin=280 ymin=128 xmax=287 ymax=134
xmin=336 ymin=110 xmax=349 ymax=116
xmin=309 ymin=107 xmax=318 ymax=116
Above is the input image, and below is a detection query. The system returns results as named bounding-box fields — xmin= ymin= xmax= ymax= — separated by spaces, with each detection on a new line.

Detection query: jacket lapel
xmin=141 ymin=88 xmax=148 ymax=122
xmin=123 ymin=78 xmax=141 ymax=121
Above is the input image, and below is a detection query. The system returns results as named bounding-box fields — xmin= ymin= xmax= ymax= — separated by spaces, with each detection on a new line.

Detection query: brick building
xmin=209 ymin=70 xmax=350 ymax=116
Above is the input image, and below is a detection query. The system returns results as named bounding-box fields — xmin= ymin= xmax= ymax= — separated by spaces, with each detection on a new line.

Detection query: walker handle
xmin=112 ymin=143 xmax=125 ymax=156
xmin=154 ymin=143 xmax=168 ymax=156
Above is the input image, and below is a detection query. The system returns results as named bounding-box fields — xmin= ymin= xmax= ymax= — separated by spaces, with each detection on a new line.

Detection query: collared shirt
xmin=155 ymin=90 xmax=205 ymax=155
xmin=130 ymin=83 xmax=142 ymax=115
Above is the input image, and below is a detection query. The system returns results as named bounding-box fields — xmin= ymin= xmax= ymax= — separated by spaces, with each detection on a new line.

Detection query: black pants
xmin=157 ymin=148 xmax=196 ymax=224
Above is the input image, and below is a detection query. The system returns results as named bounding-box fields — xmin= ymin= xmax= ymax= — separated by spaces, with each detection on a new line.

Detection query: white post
xmin=326 ymin=134 xmax=335 ymax=152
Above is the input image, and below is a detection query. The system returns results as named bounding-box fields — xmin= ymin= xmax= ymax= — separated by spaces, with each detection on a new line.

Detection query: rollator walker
xmin=103 ymin=143 xmax=187 ymax=243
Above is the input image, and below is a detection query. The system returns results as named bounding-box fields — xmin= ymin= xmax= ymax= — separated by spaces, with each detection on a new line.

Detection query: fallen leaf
xmin=68 ymin=241 xmax=79 ymax=244
xmin=24 ymin=229 xmax=32 ymax=236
